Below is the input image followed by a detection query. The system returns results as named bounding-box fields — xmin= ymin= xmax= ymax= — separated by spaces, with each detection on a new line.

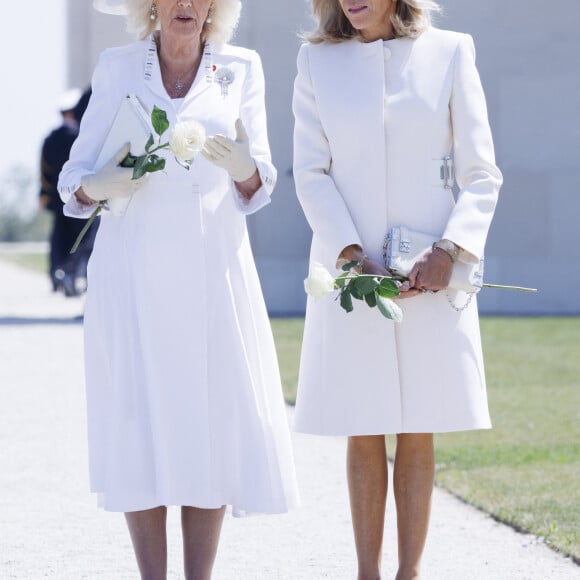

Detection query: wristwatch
xmin=432 ymin=239 xmax=459 ymax=263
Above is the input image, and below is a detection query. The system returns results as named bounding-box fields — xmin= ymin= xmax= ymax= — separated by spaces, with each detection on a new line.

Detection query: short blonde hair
xmin=307 ymin=0 xmax=440 ymax=44
xmin=125 ymin=0 xmax=241 ymax=45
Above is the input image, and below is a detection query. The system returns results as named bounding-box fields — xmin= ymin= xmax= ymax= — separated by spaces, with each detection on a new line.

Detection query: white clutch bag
xmin=95 ymin=94 xmax=152 ymax=216
xmin=383 ymin=226 xmax=484 ymax=293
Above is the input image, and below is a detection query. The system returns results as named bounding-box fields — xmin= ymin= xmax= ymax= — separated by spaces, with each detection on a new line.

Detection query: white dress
xmin=292 ymin=29 xmax=502 ymax=436
xmin=59 ymin=38 xmax=299 ymax=514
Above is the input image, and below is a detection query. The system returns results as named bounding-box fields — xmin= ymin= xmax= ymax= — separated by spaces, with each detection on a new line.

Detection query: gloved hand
xmin=201 ymin=119 xmax=257 ymax=183
xmin=81 ymin=143 xmax=144 ymax=202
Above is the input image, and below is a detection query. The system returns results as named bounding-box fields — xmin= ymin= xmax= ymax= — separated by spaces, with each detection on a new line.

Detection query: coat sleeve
xmin=442 ymin=34 xmax=503 ymax=263
xmin=234 ymin=50 xmax=277 ymax=215
xmin=292 ymin=44 xmax=363 ymax=264
xmin=58 ymin=50 xmax=118 ymax=219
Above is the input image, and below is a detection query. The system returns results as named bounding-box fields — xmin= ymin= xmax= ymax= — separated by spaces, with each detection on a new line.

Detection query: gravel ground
xmin=0 ymin=259 xmax=578 ymax=580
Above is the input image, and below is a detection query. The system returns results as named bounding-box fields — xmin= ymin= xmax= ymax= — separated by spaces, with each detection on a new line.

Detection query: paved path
xmin=0 ymin=258 xmax=578 ymax=579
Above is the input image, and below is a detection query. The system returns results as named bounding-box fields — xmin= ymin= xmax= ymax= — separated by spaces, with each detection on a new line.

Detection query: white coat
xmin=292 ymin=28 xmax=503 ymax=435
xmin=58 ymin=37 xmax=299 ymax=514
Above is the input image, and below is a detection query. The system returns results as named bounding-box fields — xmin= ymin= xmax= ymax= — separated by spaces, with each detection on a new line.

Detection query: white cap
xmin=57 ymin=88 xmax=83 ymax=112
xmin=93 ymin=0 xmax=128 ymax=15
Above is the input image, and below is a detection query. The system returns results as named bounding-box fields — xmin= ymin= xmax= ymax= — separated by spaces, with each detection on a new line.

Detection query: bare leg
xmin=394 ymin=433 xmax=434 ymax=580
xmin=181 ymin=505 xmax=226 ymax=580
xmin=125 ymin=506 xmax=168 ymax=580
xmin=347 ymin=435 xmax=388 ymax=580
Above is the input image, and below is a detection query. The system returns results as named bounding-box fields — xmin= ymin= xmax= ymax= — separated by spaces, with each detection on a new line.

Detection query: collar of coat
xmin=143 ymin=35 xmax=217 ymax=102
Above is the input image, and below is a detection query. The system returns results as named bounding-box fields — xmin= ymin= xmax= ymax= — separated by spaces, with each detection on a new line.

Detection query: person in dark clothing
xmin=39 ymin=87 xmax=96 ymax=296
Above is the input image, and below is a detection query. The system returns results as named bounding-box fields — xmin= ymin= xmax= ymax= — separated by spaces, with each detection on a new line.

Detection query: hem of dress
xmin=292 ymin=422 xmax=492 ymax=437
xmin=92 ymin=491 xmax=300 ymax=517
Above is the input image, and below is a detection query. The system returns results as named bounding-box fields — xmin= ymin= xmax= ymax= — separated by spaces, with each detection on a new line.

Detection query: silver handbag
xmin=383 ymin=226 xmax=484 ymax=294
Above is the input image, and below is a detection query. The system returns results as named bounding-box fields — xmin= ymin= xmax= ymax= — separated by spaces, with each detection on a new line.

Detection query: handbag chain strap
xmin=445 ymin=289 xmax=475 ymax=312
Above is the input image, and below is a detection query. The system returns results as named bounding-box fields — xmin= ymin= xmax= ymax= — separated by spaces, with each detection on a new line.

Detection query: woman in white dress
xmin=58 ymin=0 xmax=298 ymax=577
xmin=293 ymin=0 xmax=502 ymax=578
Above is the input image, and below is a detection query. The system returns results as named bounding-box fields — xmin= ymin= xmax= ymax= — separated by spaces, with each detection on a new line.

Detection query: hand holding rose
xmin=71 ymin=106 xmax=207 ymax=254
xmin=303 ymin=261 xmax=404 ymax=322
xmin=81 ymin=143 xmax=145 ymax=202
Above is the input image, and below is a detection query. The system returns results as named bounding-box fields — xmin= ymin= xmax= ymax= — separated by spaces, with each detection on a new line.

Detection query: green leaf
xmin=376 ymin=278 xmax=400 ymax=298
xmin=146 ymin=154 xmax=166 ymax=173
xmin=145 ymin=134 xmax=155 ymax=153
xmin=351 ymin=276 xmax=379 ymax=296
xmin=364 ymin=291 xmax=377 ymax=308
xmin=132 ymin=155 xmax=149 ymax=179
xmin=175 ymin=158 xmax=192 ymax=170
xmin=349 ymin=279 xmax=365 ymax=301
xmin=334 ymin=273 xmax=350 ymax=289
xmin=340 ymin=289 xmax=353 ymax=313
xmin=151 ymin=106 xmax=170 ymax=137
xmin=341 ymin=260 xmax=360 ymax=272
xmin=376 ymin=294 xmax=403 ymax=322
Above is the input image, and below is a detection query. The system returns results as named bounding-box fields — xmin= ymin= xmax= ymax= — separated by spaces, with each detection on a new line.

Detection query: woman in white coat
xmin=58 ymin=0 xmax=298 ymax=577
xmin=293 ymin=0 xmax=502 ymax=578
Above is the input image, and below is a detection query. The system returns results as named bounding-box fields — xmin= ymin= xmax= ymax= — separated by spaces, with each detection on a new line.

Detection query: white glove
xmin=81 ymin=143 xmax=144 ymax=202
xmin=202 ymin=119 xmax=257 ymax=183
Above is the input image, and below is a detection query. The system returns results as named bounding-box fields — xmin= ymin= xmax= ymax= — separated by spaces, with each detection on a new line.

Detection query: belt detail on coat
xmin=431 ymin=156 xmax=455 ymax=189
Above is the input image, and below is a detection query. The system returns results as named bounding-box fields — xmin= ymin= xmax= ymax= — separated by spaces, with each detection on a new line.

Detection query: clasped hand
xmin=81 ymin=143 xmax=145 ymax=202
xmin=340 ymin=245 xmax=453 ymax=300
xmin=201 ymin=119 xmax=257 ymax=183
xmin=401 ymin=248 xmax=453 ymax=299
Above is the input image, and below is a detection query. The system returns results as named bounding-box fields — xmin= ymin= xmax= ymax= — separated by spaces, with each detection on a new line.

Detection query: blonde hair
xmin=125 ymin=0 xmax=241 ymax=45
xmin=307 ymin=0 xmax=440 ymax=44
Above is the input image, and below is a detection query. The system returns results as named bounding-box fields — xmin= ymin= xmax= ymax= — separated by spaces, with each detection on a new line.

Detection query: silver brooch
xmin=214 ymin=67 xmax=234 ymax=98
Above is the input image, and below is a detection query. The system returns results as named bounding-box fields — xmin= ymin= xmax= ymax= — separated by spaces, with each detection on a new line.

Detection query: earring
xmin=206 ymin=9 xmax=213 ymax=24
xmin=150 ymin=2 xmax=158 ymax=20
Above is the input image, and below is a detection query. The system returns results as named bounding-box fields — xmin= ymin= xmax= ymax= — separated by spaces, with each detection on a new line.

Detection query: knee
xmin=396 ymin=433 xmax=433 ymax=450
xmin=348 ymin=434 xmax=386 ymax=450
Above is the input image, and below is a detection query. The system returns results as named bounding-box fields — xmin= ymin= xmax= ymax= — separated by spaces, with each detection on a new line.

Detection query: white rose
xmin=169 ymin=119 xmax=206 ymax=166
xmin=304 ymin=262 xmax=336 ymax=299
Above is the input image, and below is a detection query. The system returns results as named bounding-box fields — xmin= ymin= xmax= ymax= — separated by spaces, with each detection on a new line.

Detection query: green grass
xmin=272 ymin=316 xmax=580 ymax=562
xmin=0 ymin=252 xmax=48 ymax=273
xmin=435 ymin=317 xmax=580 ymax=561
xmin=271 ymin=318 xmax=303 ymax=405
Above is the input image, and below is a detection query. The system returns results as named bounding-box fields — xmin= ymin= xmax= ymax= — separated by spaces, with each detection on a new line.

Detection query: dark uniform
xmin=40 ymin=90 xmax=96 ymax=295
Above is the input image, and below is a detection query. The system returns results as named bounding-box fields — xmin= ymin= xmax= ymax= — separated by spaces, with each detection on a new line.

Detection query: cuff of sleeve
xmin=63 ymin=193 xmax=98 ymax=219
xmin=441 ymin=228 xmax=482 ymax=264
xmin=233 ymin=184 xmax=271 ymax=215
xmin=457 ymin=247 xmax=480 ymax=264
xmin=232 ymin=159 xmax=276 ymax=215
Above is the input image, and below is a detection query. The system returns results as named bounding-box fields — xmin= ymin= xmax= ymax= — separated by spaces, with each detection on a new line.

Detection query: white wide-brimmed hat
xmin=93 ymin=0 xmax=128 ymax=15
